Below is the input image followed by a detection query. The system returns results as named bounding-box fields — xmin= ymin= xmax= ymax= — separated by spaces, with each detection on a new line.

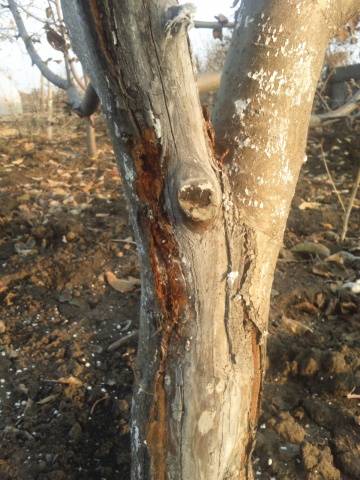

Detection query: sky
xmin=0 ymin=0 xmax=235 ymax=93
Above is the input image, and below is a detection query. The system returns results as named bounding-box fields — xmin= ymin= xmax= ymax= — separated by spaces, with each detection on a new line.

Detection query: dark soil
xmin=0 ymin=117 xmax=359 ymax=479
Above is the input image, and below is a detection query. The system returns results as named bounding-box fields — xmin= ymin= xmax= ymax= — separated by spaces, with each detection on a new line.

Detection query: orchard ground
xmin=0 ymin=113 xmax=359 ymax=480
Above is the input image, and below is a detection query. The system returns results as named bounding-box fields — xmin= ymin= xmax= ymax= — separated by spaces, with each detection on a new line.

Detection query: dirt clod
xmin=301 ymin=443 xmax=340 ymax=480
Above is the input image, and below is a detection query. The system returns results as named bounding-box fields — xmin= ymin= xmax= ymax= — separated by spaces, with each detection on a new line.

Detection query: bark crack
xmin=219 ymin=173 xmax=237 ymax=365
xmin=146 ymin=6 xmax=180 ymax=160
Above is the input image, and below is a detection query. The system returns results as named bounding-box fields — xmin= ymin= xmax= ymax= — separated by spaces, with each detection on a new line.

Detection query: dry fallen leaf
xmin=57 ymin=376 xmax=83 ymax=387
xmin=292 ymin=242 xmax=330 ymax=259
xmin=37 ymin=394 xmax=59 ymax=405
xmin=281 ymin=315 xmax=314 ymax=334
xmin=295 ymin=301 xmax=319 ymax=315
xmin=312 ymin=264 xmax=334 ymax=279
xmin=0 ymin=270 xmax=29 ymax=293
xmin=4 ymin=292 xmax=16 ymax=306
xmin=298 ymin=201 xmax=322 ymax=210
xmin=326 ymin=251 xmax=360 ymax=268
xmin=105 ymin=271 xmax=140 ymax=293
xmin=11 ymin=158 xmax=24 ymax=166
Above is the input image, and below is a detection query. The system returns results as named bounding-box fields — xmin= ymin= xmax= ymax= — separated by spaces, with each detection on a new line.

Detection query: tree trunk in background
xmin=47 ymin=81 xmax=53 ymax=141
xmin=40 ymin=74 xmax=45 ymax=112
xmin=82 ymin=70 xmax=97 ymax=158
xmin=61 ymin=1 xmax=359 ymax=478
xmin=86 ymin=115 xmax=97 ymax=158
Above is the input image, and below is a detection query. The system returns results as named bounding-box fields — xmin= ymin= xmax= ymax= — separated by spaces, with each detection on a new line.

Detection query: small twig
xmin=111 ymin=238 xmax=137 ymax=245
xmin=341 ymin=160 xmax=360 ymax=242
xmin=107 ymin=331 xmax=138 ymax=352
xmin=346 ymin=387 xmax=360 ymax=399
xmin=319 ymin=143 xmax=345 ymax=212
xmin=194 ymin=20 xmax=236 ymax=29
xmin=90 ymin=395 xmax=109 ymax=415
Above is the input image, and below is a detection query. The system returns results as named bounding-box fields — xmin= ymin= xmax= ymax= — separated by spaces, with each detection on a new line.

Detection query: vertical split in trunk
xmin=61 ymin=0 xmax=360 ymax=478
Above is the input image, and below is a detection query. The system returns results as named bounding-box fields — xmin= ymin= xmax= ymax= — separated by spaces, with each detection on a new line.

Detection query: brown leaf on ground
xmin=37 ymin=394 xmax=59 ymax=405
xmin=295 ymin=301 xmax=319 ymax=315
xmin=105 ymin=271 xmax=140 ymax=293
xmin=281 ymin=315 xmax=314 ymax=334
xmin=312 ymin=263 xmax=334 ymax=278
xmin=57 ymin=376 xmax=83 ymax=387
xmin=0 ymin=270 xmax=30 ymax=293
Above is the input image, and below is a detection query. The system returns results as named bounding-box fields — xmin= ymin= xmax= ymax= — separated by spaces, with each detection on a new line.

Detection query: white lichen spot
xmin=234 ymin=98 xmax=251 ymax=120
xmin=206 ymin=383 xmax=214 ymax=395
xmin=154 ymin=118 xmax=162 ymax=139
xmin=198 ymin=410 xmax=215 ymax=435
xmin=114 ymin=122 xmax=120 ymax=138
xmin=215 ymin=379 xmax=226 ymax=393
xmin=227 ymin=271 xmax=239 ymax=288
xmin=279 ymin=160 xmax=293 ymax=184
xmin=122 ymin=153 xmax=135 ymax=185
xmin=244 ymin=16 xmax=254 ymax=28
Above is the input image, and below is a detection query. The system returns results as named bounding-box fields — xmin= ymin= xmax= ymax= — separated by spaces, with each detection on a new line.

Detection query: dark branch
xmin=194 ymin=20 xmax=236 ymax=29
xmin=310 ymin=88 xmax=360 ymax=126
xmin=8 ymin=0 xmax=68 ymax=90
xmin=8 ymin=0 xmax=99 ymax=117
xmin=69 ymin=83 xmax=99 ymax=117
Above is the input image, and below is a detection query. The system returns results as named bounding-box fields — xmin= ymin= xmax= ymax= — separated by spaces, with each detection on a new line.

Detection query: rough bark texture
xmin=61 ymin=1 xmax=360 ymax=479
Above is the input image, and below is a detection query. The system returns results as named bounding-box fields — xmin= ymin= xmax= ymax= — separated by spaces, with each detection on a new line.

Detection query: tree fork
xmin=61 ymin=0 xmax=360 ymax=479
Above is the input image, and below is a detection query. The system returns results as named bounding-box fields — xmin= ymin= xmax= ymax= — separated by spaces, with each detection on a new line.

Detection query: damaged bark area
xmin=131 ymin=129 xmax=188 ymax=479
xmin=61 ymin=0 xmax=360 ymax=479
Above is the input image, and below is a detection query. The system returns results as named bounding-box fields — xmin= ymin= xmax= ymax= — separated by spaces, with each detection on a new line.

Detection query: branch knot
xmin=178 ymin=180 xmax=220 ymax=223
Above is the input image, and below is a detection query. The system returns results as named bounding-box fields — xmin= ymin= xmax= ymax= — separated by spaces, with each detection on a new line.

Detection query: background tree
xmin=58 ymin=1 xmax=359 ymax=479
xmin=5 ymin=0 xmax=99 ymax=155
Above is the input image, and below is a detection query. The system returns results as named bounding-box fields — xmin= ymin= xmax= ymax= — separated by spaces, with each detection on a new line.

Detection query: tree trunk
xmin=47 ymin=81 xmax=53 ymax=141
xmin=86 ymin=115 xmax=97 ymax=158
xmin=40 ymin=73 xmax=45 ymax=112
xmin=61 ymin=1 xmax=360 ymax=478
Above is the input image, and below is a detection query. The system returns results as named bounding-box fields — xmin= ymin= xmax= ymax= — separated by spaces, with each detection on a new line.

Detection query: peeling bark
xmin=61 ymin=0 xmax=360 ymax=478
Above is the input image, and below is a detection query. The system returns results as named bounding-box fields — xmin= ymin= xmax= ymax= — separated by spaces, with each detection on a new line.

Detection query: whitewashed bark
xmin=61 ymin=1 xmax=360 ymax=479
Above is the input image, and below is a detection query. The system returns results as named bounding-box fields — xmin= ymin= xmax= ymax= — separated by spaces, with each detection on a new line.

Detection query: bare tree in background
xmin=5 ymin=0 xmax=99 ymax=154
